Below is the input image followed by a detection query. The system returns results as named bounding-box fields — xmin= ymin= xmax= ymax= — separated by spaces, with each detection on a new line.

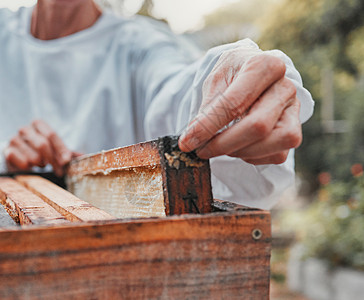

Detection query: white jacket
xmin=0 ymin=7 xmax=314 ymax=209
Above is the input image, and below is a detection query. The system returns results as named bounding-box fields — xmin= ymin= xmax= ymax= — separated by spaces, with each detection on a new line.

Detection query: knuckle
xmin=267 ymin=56 xmax=286 ymax=76
xmin=5 ymin=151 xmax=28 ymax=170
xmin=31 ymin=119 xmax=43 ymax=127
xmin=249 ymin=55 xmax=286 ymax=78
xmin=9 ymin=136 xmax=21 ymax=147
xmin=38 ymin=141 xmax=49 ymax=152
xmin=250 ymin=118 xmax=270 ymax=138
xmin=284 ymin=128 xmax=302 ymax=148
xmin=35 ymin=137 xmax=49 ymax=152
xmin=245 ymin=55 xmax=262 ymax=69
xmin=273 ymin=152 xmax=289 ymax=164
xmin=30 ymin=154 xmax=42 ymax=166
xmin=281 ymin=78 xmax=297 ymax=98
xmin=45 ymin=131 xmax=56 ymax=140
xmin=18 ymin=126 xmax=30 ymax=136
xmin=18 ymin=161 xmax=30 ymax=170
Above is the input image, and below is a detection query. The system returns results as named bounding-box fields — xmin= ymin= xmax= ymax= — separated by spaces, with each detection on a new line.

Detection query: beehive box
xmin=0 ymin=136 xmax=271 ymax=299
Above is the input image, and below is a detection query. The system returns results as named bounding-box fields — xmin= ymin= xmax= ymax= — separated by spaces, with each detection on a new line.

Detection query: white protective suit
xmin=0 ymin=7 xmax=314 ymax=209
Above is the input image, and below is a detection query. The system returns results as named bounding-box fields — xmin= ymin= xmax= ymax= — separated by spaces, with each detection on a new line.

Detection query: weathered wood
xmin=158 ymin=136 xmax=213 ymax=215
xmin=0 ymin=210 xmax=271 ymax=299
xmin=212 ymin=199 xmax=258 ymax=212
xmin=67 ymin=140 xmax=161 ymax=177
xmin=0 ymin=178 xmax=68 ymax=226
xmin=66 ymin=140 xmax=167 ymax=218
xmin=0 ymin=203 xmax=17 ymax=227
xmin=67 ymin=136 xmax=213 ymax=218
xmin=16 ymin=175 xmax=115 ymax=222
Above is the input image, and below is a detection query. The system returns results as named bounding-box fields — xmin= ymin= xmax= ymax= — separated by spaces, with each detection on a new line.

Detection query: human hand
xmin=178 ymin=48 xmax=302 ymax=165
xmin=4 ymin=120 xmax=79 ymax=176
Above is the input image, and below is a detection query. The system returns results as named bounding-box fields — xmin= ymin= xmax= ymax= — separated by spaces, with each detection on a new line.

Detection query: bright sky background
xmin=0 ymin=0 xmax=238 ymax=33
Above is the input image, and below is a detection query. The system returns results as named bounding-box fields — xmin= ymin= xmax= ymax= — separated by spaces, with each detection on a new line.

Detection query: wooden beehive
xmin=0 ymin=136 xmax=271 ymax=299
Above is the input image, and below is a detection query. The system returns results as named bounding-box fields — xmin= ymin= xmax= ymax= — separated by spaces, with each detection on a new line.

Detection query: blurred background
xmin=2 ymin=0 xmax=364 ymax=298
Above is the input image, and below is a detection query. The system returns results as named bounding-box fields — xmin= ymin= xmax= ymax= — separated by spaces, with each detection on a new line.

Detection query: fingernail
xmin=179 ymin=131 xmax=190 ymax=150
xmin=180 ymin=134 xmax=202 ymax=152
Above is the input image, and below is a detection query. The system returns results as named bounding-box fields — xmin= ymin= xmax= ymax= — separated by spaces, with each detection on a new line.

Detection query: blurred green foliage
xmin=299 ymin=171 xmax=364 ymax=270
xmin=203 ymin=0 xmax=364 ymax=269
xmin=204 ymin=0 xmax=274 ymax=27
xmin=257 ymin=0 xmax=364 ymax=269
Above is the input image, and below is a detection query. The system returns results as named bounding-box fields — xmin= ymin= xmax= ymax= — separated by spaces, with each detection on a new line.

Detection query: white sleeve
xmin=140 ymin=37 xmax=314 ymax=209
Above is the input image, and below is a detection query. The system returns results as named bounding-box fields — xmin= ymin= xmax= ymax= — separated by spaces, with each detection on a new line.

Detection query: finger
xmin=229 ymin=99 xmax=302 ymax=159
xmin=72 ymin=151 xmax=84 ymax=158
xmin=7 ymin=136 xmax=42 ymax=166
xmin=32 ymin=120 xmax=72 ymax=167
xmin=179 ymin=55 xmax=286 ymax=152
xmin=4 ymin=147 xmax=29 ymax=170
xmin=196 ymin=79 xmax=297 ymax=159
xmin=52 ymin=165 xmax=64 ymax=177
xmin=18 ymin=126 xmax=52 ymax=167
xmin=243 ymin=151 xmax=290 ymax=165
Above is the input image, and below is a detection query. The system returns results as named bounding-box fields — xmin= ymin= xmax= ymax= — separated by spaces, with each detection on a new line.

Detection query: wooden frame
xmin=67 ymin=136 xmax=213 ymax=218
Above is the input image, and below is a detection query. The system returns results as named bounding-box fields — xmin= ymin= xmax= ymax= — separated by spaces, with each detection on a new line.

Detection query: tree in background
xmin=193 ymin=0 xmax=271 ymax=49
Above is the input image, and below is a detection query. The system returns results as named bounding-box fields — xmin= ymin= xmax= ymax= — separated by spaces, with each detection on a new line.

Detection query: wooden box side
xmin=0 ymin=210 xmax=271 ymax=299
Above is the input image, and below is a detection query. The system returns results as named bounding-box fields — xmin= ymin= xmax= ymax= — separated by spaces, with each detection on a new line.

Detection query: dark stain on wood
xmin=158 ymin=136 xmax=213 ymax=216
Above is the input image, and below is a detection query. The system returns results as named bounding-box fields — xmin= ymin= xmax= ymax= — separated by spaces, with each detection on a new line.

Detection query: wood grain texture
xmin=68 ymin=168 xmax=165 ymax=218
xmin=0 ymin=210 xmax=271 ymax=299
xmin=67 ymin=140 xmax=161 ymax=178
xmin=158 ymin=136 xmax=213 ymax=215
xmin=16 ymin=175 xmax=115 ymax=222
xmin=212 ymin=199 xmax=258 ymax=212
xmin=67 ymin=136 xmax=213 ymax=217
xmin=0 ymin=178 xmax=68 ymax=226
